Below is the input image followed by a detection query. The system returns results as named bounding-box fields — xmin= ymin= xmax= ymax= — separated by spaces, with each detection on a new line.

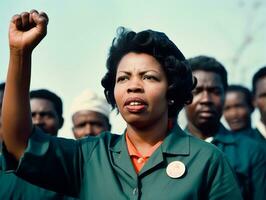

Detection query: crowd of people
xmin=0 ymin=10 xmax=265 ymax=200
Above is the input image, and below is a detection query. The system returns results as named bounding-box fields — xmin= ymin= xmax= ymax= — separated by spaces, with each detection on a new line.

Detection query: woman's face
xmin=114 ymin=53 xmax=168 ymax=128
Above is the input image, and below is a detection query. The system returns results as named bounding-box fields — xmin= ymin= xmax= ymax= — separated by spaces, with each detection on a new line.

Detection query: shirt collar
xmin=160 ymin=125 xmax=190 ymax=155
xmin=204 ymin=137 xmax=214 ymax=143
xmin=256 ymin=120 xmax=266 ymax=139
xmin=125 ymin=132 xmax=163 ymax=158
xmin=109 ymin=125 xmax=190 ymax=156
xmin=212 ymin=124 xmax=235 ymax=144
xmin=184 ymin=123 xmax=235 ymax=144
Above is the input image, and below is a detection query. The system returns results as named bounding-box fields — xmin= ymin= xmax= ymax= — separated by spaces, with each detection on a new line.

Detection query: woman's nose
xmin=127 ymin=78 xmax=144 ymax=93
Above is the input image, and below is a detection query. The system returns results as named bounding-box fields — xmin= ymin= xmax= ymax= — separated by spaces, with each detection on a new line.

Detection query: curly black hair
xmin=101 ymin=27 xmax=195 ymax=118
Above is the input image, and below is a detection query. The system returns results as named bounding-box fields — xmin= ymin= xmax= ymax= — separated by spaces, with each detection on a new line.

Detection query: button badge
xmin=166 ymin=161 xmax=186 ymax=178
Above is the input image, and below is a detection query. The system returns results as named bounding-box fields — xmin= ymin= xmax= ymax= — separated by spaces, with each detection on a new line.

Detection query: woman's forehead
xmin=116 ymin=53 xmax=162 ymax=73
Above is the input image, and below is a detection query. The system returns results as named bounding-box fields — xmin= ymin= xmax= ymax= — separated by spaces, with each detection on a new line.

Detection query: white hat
xmin=70 ymin=89 xmax=111 ymax=118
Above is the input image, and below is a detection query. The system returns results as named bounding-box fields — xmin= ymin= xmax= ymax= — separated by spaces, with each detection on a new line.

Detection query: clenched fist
xmin=9 ymin=10 xmax=49 ymax=54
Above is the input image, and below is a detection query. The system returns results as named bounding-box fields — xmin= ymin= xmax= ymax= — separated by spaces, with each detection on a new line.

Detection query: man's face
xmin=72 ymin=110 xmax=110 ymax=138
xmin=30 ymin=98 xmax=62 ymax=135
xmin=185 ymin=70 xmax=225 ymax=129
xmin=223 ymin=91 xmax=252 ymax=131
xmin=253 ymin=76 xmax=266 ymax=122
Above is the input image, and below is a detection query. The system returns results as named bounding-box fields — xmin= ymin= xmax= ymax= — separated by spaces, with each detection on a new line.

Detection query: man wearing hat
xmin=71 ymin=89 xmax=111 ymax=138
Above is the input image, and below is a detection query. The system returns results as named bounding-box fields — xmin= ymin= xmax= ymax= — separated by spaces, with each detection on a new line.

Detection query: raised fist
xmin=9 ymin=10 xmax=49 ymax=53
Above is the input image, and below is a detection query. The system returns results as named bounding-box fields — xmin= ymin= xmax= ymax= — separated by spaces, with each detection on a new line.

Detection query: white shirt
xmin=205 ymin=137 xmax=214 ymax=143
xmin=255 ymin=120 xmax=266 ymax=139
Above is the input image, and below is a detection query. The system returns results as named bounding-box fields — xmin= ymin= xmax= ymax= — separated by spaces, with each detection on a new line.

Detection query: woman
xmin=2 ymin=10 xmax=242 ymax=199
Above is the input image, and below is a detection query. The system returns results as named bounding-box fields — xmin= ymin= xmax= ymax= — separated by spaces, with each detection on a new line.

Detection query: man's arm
xmin=2 ymin=10 xmax=48 ymax=160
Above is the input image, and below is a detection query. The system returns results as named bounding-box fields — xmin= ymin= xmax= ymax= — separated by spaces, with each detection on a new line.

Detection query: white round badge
xmin=166 ymin=161 xmax=186 ymax=178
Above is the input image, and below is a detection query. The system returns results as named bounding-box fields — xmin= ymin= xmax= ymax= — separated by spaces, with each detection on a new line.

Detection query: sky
xmin=0 ymin=0 xmax=265 ymax=138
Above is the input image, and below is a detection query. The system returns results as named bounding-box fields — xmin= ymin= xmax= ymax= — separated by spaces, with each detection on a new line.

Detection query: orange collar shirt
xmin=126 ymin=133 xmax=163 ymax=173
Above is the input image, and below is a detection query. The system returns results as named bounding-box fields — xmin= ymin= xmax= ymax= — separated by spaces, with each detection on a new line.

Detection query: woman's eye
xmin=143 ymin=75 xmax=157 ymax=81
xmin=117 ymin=76 xmax=128 ymax=83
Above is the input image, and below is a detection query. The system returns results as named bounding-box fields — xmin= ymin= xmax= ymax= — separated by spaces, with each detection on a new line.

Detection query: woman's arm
xmin=2 ymin=10 xmax=48 ymax=160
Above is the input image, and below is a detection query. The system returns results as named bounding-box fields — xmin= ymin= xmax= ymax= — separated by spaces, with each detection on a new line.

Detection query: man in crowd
xmin=184 ymin=56 xmax=266 ymax=200
xmin=252 ymin=66 xmax=266 ymax=141
xmin=30 ymin=89 xmax=64 ymax=136
xmin=70 ymin=89 xmax=111 ymax=138
xmin=223 ymin=84 xmax=256 ymax=138
xmin=0 ymin=86 xmax=75 ymax=199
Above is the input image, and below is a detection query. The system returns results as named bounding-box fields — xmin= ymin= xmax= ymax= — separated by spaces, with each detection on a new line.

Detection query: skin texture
xmin=2 ymin=10 xmax=48 ymax=159
xmin=223 ymin=91 xmax=252 ymax=131
xmin=253 ymin=76 xmax=266 ymax=125
xmin=185 ymin=70 xmax=225 ymax=139
xmin=72 ymin=110 xmax=110 ymax=138
xmin=30 ymin=98 xmax=61 ymax=135
xmin=114 ymin=52 xmax=169 ymax=154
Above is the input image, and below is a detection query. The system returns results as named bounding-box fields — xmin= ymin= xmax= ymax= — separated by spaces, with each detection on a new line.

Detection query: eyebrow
xmin=117 ymin=69 xmax=160 ymax=74
xmin=31 ymin=111 xmax=56 ymax=115
xmin=196 ymin=84 xmax=222 ymax=89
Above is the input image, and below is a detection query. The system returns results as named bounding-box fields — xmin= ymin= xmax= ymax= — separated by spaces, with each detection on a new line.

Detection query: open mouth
xmin=124 ymin=98 xmax=147 ymax=113
xmin=128 ymin=102 xmax=143 ymax=106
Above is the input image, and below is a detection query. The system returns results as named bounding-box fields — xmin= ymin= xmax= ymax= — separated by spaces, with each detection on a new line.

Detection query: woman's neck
xmin=126 ymin=117 xmax=168 ymax=155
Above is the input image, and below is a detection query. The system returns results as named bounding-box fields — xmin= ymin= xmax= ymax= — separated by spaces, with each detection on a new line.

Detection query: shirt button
xmin=133 ymin=188 xmax=138 ymax=195
xmin=137 ymin=157 xmax=144 ymax=164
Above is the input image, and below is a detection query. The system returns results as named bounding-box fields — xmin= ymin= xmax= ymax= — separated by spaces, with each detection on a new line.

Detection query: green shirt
xmin=186 ymin=124 xmax=266 ymax=200
xmin=213 ymin=126 xmax=266 ymax=200
xmin=0 ymin=154 xmax=76 ymax=199
xmin=2 ymin=125 xmax=242 ymax=199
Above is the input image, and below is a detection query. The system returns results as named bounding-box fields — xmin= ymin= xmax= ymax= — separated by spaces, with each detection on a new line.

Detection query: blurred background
xmin=0 ymin=0 xmax=265 ymax=138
